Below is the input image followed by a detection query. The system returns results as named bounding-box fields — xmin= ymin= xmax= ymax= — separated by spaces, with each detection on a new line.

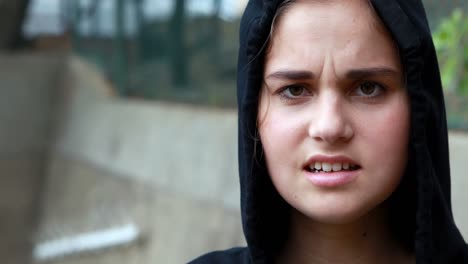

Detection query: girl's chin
xmin=292 ymin=202 xmax=381 ymax=226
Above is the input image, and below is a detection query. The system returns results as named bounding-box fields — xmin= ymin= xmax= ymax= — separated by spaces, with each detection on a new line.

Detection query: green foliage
xmin=432 ymin=8 xmax=468 ymax=95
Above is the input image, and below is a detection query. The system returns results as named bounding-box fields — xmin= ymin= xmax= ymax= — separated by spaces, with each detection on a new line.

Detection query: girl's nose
xmin=308 ymin=94 xmax=354 ymax=144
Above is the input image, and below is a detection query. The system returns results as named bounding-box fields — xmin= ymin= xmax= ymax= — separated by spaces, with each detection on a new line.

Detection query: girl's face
xmin=258 ymin=0 xmax=410 ymax=224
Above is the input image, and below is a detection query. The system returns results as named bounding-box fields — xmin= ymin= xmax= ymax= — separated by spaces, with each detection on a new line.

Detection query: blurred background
xmin=0 ymin=0 xmax=466 ymax=263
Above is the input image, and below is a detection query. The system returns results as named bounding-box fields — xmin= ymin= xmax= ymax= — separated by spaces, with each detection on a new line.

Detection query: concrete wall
xmin=448 ymin=132 xmax=468 ymax=238
xmin=0 ymin=52 xmax=65 ymax=264
xmin=38 ymin=156 xmax=244 ymax=264
xmin=33 ymin=56 xmax=244 ymax=264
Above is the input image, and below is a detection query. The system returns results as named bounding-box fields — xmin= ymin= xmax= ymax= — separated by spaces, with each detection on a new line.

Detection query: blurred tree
xmin=134 ymin=0 xmax=144 ymax=62
xmin=114 ymin=0 xmax=128 ymax=95
xmin=433 ymin=8 xmax=467 ymax=95
xmin=89 ymin=0 xmax=102 ymax=36
xmin=62 ymin=0 xmax=85 ymax=51
xmin=0 ymin=0 xmax=31 ymax=49
xmin=59 ymin=0 xmax=70 ymax=29
xmin=211 ymin=0 xmax=221 ymax=63
xmin=170 ymin=0 xmax=188 ymax=88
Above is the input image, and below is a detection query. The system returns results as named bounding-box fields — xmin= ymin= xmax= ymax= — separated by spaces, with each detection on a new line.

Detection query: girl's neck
xmin=277 ymin=206 xmax=413 ymax=264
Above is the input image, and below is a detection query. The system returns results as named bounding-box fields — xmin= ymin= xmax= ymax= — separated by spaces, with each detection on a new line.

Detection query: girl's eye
xmin=279 ymin=85 xmax=308 ymax=99
xmin=354 ymin=81 xmax=386 ymax=97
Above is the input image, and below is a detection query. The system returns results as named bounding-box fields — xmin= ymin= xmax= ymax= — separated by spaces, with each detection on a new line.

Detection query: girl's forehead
xmin=273 ymin=0 xmax=385 ymax=45
xmin=265 ymin=0 xmax=400 ymax=75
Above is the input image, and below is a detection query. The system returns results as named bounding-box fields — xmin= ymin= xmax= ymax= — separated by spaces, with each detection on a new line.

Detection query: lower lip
xmin=305 ymin=169 xmax=359 ymax=187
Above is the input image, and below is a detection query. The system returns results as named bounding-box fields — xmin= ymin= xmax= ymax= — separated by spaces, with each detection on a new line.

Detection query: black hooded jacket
xmin=190 ymin=1 xmax=468 ymax=263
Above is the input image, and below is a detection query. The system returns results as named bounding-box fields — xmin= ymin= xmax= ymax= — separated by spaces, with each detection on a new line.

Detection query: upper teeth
xmin=311 ymin=162 xmax=354 ymax=172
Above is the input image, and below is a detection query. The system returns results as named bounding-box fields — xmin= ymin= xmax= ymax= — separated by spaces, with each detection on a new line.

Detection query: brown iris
xmin=288 ymin=85 xmax=305 ymax=96
xmin=359 ymin=82 xmax=377 ymax=95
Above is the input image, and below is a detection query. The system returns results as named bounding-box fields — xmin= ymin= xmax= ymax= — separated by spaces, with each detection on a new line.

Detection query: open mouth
xmin=305 ymin=162 xmax=361 ymax=173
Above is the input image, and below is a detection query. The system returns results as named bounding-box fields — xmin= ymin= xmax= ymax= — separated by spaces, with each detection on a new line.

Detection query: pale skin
xmin=258 ymin=0 xmax=414 ymax=263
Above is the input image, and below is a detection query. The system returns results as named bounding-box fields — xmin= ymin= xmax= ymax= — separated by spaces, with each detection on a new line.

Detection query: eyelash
xmin=276 ymin=81 xmax=387 ymax=102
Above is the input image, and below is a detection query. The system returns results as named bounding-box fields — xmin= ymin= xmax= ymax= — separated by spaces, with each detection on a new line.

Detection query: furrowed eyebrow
xmin=265 ymin=67 xmax=399 ymax=81
xmin=345 ymin=67 xmax=399 ymax=79
xmin=266 ymin=70 xmax=315 ymax=80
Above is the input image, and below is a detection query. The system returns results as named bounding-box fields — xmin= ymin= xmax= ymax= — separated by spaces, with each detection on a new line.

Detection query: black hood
xmin=236 ymin=0 xmax=467 ymax=263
